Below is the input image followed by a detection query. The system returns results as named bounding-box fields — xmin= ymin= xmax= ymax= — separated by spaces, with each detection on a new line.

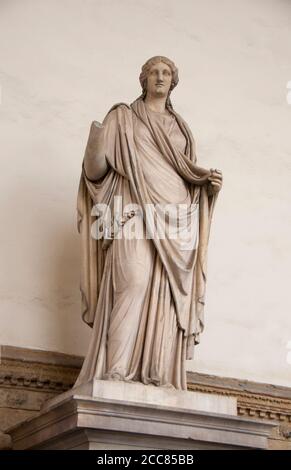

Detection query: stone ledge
xmin=1 ymin=345 xmax=291 ymax=449
xmin=0 ymin=345 xmax=83 ymax=368
xmin=187 ymin=371 xmax=291 ymax=423
xmin=42 ymin=379 xmax=238 ymax=416
xmin=8 ymin=393 xmax=275 ymax=450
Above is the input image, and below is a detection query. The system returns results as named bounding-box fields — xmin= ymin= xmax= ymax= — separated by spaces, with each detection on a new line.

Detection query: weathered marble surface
xmin=0 ymin=0 xmax=291 ymax=388
xmin=42 ymin=379 xmax=237 ymax=415
xmin=2 ymin=347 xmax=290 ymax=450
xmin=9 ymin=387 xmax=274 ymax=450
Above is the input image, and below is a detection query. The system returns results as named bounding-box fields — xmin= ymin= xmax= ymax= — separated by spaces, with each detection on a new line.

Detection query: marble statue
xmin=75 ymin=56 xmax=222 ymax=390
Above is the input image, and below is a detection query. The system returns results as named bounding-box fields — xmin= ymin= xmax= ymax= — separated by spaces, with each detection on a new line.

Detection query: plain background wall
xmin=0 ymin=0 xmax=290 ymax=386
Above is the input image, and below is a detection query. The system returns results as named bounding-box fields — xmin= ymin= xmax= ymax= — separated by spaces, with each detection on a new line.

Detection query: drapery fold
xmin=77 ymin=97 xmax=217 ymax=372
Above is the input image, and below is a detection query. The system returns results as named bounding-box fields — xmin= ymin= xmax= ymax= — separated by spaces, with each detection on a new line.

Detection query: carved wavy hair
xmin=139 ymin=56 xmax=179 ymax=109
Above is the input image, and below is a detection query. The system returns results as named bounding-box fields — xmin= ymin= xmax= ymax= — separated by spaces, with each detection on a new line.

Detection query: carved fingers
xmin=208 ymin=168 xmax=223 ymax=194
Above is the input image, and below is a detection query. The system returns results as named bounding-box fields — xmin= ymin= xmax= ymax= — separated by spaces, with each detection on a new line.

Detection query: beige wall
xmin=0 ymin=0 xmax=290 ymax=386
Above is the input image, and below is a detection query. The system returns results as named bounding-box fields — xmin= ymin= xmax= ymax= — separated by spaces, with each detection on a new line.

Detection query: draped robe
xmin=75 ymin=97 xmax=217 ymax=390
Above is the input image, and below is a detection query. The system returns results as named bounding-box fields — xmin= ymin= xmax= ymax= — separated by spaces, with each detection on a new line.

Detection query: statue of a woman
xmin=75 ymin=56 xmax=222 ymax=390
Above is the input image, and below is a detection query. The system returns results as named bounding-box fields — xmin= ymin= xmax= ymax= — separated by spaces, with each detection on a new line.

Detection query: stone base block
xmin=8 ymin=380 xmax=275 ymax=450
xmin=42 ymin=379 xmax=238 ymax=416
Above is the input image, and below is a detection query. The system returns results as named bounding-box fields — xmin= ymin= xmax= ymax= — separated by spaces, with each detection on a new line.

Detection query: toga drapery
xmin=75 ymin=97 xmax=217 ymax=390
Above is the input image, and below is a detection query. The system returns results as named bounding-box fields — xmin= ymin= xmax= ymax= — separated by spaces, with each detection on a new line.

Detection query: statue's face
xmin=146 ymin=61 xmax=172 ymax=98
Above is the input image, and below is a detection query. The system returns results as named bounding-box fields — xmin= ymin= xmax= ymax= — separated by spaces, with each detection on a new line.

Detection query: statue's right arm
xmin=83 ymin=120 xmax=109 ymax=181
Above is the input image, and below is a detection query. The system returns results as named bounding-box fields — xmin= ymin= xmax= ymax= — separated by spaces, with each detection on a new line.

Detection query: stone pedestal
xmin=9 ymin=380 xmax=275 ymax=450
xmin=42 ymin=379 xmax=238 ymax=415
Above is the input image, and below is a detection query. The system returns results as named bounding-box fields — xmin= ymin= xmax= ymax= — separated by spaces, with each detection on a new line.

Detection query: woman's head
xmin=139 ymin=56 xmax=179 ymax=105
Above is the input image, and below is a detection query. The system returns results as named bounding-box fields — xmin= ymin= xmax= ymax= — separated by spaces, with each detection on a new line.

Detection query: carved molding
xmin=0 ymin=431 xmax=12 ymax=450
xmin=0 ymin=345 xmax=82 ymax=394
xmin=0 ymin=345 xmax=291 ymax=448
xmin=186 ymin=371 xmax=291 ymax=424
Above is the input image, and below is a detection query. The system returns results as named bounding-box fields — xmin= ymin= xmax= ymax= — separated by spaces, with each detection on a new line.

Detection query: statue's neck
xmin=144 ymin=94 xmax=167 ymax=113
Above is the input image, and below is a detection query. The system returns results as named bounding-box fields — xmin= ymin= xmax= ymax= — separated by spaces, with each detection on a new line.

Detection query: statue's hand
xmin=207 ymin=169 xmax=223 ymax=195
